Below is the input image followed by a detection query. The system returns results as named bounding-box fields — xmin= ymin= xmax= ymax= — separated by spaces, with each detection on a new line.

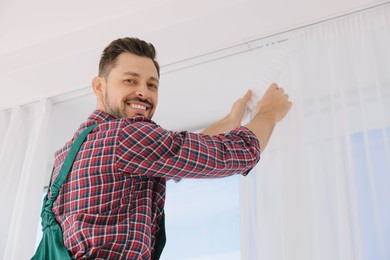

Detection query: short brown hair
xmin=99 ymin=37 xmax=160 ymax=79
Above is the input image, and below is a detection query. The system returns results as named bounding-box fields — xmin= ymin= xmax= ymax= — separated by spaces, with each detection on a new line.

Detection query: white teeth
xmin=129 ymin=103 xmax=146 ymax=110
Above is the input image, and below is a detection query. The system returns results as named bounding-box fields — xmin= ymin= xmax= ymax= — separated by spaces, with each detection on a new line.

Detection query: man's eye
xmin=148 ymin=84 xmax=158 ymax=89
xmin=125 ymin=79 xmax=134 ymax=84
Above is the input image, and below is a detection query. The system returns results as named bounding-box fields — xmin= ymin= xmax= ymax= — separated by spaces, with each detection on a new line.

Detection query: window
xmin=162 ymin=176 xmax=241 ymax=260
xmin=350 ymin=127 xmax=390 ymax=259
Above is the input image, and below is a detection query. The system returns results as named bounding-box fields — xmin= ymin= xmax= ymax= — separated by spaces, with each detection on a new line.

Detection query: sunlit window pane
xmin=162 ymin=175 xmax=241 ymax=260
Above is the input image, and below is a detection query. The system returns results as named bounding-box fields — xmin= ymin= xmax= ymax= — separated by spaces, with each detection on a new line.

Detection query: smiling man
xmin=49 ymin=37 xmax=291 ymax=259
xmin=93 ymin=51 xmax=159 ymax=119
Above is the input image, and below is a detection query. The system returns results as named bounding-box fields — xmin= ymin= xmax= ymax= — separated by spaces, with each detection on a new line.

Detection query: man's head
xmin=92 ymin=37 xmax=160 ymax=119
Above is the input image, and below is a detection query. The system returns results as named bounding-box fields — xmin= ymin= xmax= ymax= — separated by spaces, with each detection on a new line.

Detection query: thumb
xmin=241 ymin=90 xmax=252 ymax=103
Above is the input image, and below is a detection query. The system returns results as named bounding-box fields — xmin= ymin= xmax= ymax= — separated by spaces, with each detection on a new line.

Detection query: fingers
xmin=266 ymin=83 xmax=286 ymax=96
xmin=256 ymin=83 xmax=292 ymax=102
xmin=241 ymin=90 xmax=252 ymax=102
xmin=269 ymin=83 xmax=279 ymax=91
xmin=270 ymin=84 xmax=288 ymax=99
xmin=233 ymin=90 xmax=252 ymax=107
xmin=276 ymin=88 xmax=285 ymax=94
xmin=229 ymin=90 xmax=253 ymax=120
xmin=262 ymin=83 xmax=292 ymax=107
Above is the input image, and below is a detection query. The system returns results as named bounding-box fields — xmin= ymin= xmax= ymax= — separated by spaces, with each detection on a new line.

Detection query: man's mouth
xmin=125 ymin=99 xmax=153 ymax=114
xmin=128 ymin=103 xmax=147 ymax=111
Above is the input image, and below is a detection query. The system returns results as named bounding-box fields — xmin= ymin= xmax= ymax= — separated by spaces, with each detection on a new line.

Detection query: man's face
xmin=97 ymin=52 xmax=159 ymax=119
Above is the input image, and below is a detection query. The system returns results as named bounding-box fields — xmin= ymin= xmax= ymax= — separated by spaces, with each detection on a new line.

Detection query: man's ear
xmin=92 ymin=76 xmax=104 ymax=96
xmin=92 ymin=76 xmax=106 ymax=110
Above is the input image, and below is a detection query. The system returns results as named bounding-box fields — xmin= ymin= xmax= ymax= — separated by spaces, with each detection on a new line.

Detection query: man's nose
xmin=135 ymin=83 xmax=150 ymax=99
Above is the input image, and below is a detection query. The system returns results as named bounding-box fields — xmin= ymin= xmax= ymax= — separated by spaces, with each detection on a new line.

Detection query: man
xmin=51 ymin=37 xmax=292 ymax=259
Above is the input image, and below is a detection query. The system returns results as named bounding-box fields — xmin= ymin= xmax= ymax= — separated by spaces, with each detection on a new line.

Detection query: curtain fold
xmin=241 ymin=4 xmax=390 ymax=260
xmin=0 ymin=99 xmax=52 ymax=260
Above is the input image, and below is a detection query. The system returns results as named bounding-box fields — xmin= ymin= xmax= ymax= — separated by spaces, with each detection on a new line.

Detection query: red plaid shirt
xmin=52 ymin=110 xmax=260 ymax=259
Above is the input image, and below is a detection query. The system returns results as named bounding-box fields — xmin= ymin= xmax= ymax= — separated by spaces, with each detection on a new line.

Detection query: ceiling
xmin=0 ymin=0 xmax=384 ymax=126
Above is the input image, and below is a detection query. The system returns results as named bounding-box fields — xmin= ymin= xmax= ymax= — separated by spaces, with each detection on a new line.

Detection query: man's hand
xmin=245 ymin=83 xmax=292 ymax=152
xmin=227 ymin=90 xmax=252 ymax=128
xmin=254 ymin=83 xmax=292 ymax=124
xmin=201 ymin=90 xmax=252 ymax=135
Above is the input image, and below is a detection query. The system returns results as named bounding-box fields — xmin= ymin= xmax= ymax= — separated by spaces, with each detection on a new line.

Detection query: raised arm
xmin=202 ymin=83 xmax=292 ymax=152
xmin=200 ymin=90 xmax=252 ymax=135
xmin=245 ymin=83 xmax=292 ymax=152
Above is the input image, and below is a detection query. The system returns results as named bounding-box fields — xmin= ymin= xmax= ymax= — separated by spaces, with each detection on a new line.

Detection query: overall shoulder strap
xmin=48 ymin=124 xmax=98 ymax=201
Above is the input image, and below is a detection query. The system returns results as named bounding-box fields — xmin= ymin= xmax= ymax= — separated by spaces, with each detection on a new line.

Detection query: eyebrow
xmin=123 ymin=71 xmax=159 ymax=83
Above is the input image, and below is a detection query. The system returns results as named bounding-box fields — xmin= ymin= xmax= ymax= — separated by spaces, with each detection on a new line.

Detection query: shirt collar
xmin=87 ymin=109 xmax=116 ymax=123
xmin=86 ymin=109 xmax=153 ymax=125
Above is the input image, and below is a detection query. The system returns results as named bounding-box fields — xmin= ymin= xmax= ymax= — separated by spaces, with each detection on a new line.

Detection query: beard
xmin=103 ymin=89 xmax=154 ymax=119
xmin=104 ymin=93 xmax=128 ymax=119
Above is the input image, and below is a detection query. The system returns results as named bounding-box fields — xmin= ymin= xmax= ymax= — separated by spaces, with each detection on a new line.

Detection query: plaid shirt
xmin=51 ymin=110 xmax=260 ymax=259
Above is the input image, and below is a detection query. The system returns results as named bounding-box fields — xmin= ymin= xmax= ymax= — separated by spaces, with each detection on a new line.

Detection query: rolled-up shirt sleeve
xmin=116 ymin=117 xmax=260 ymax=178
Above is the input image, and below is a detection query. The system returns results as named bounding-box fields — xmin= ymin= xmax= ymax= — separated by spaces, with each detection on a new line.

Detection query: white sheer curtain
xmin=0 ymin=100 xmax=52 ymax=260
xmin=241 ymin=4 xmax=390 ymax=260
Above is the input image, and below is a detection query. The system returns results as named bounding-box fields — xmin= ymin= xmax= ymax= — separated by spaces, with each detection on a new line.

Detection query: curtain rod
xmin=160 ymin=0 xmax=389 ymax=74
xmin=3 ymin=1 xmax=389 ymax=111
